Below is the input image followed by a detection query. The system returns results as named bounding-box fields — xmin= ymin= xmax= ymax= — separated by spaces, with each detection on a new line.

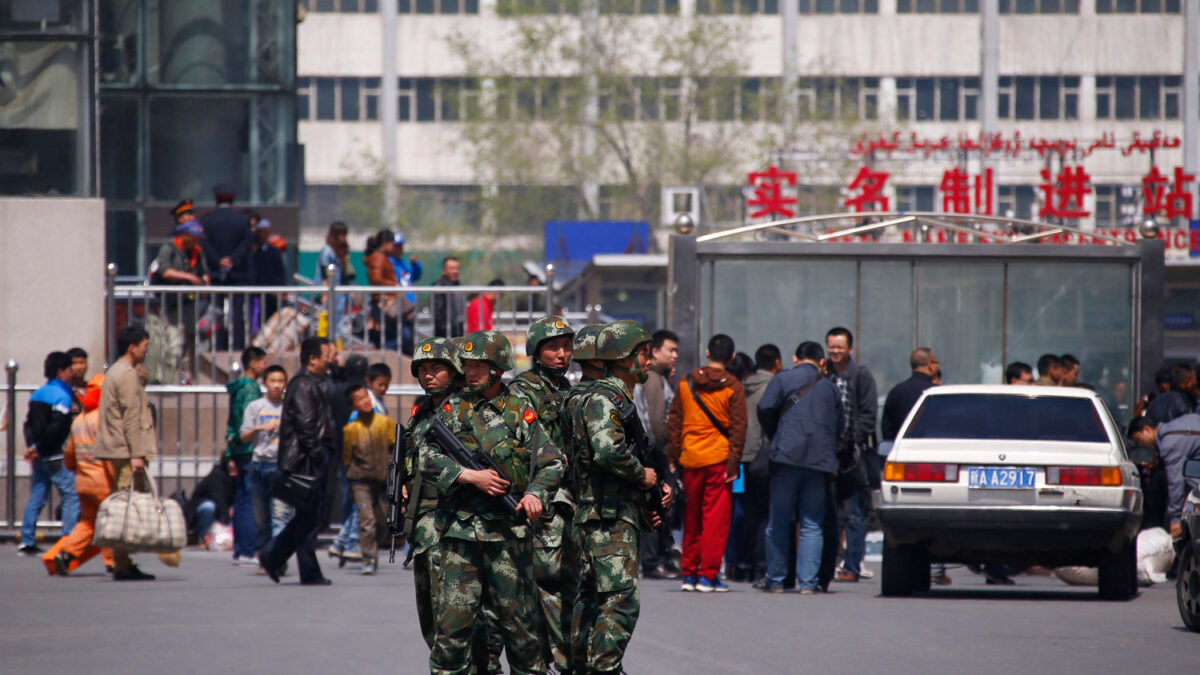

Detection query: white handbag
xmin=94 ymin=469 xmax=187 ymax=553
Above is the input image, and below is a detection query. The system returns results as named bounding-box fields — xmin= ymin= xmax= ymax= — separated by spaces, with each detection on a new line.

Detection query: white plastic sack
xmin=1137 ymin=527 xmax=1175 ymax=586
xmin=210 ymin=523 xmax=234 ymax=552
xmin=1052 ymin=528 xmax=1176 ymax=588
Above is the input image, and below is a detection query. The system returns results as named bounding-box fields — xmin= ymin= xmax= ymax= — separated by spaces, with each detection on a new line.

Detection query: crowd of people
xmin=14 ymin=299 xmax=1200 ymax=672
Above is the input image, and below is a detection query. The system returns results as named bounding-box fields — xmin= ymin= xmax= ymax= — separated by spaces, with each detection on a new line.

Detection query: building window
xmin=999 ymin=0 xmax=1079 ymax=11
xmin=896 ymin=0 xmax=977 ymax=11
xmin=298 ymin=77 xmax=311 ymax=120
xmin=896 ymin=77 xmax=979 ymax=121
xmin=896 ymin=186 xmax=936 ymax=212
xmin=1094 ymin=184 xmax=1141 ymax=228
xmin=998 ymin=76 xmax=1078 ymax=120
xmin=1096 ymin=0 xmax=1179 ymax=12
xmin=315 ymin=77 xmax=336 ymax=120
xmin=798 ymin=77 xmax=880 ymax=121
xmin=500 ymin=0 xmax=675 ymax=13
xmin=398 ymin=0 xmax=480 ymax=12
xmin=997 ymin=185 xmax=1036 ymax=220
xmin=1096 ymin=75 xmax=1180 ymax=120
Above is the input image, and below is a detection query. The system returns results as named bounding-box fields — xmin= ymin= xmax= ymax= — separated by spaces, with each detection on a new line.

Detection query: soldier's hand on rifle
xmin=646 ymin=508 xmax=663 ymax=530
xmin=640 ymin=467 xmax=658 ymax=491
xmin=457 ymin=468 xmax=510 ymax=496
xmin=661 ymin=482 xmax=674 ymax=509
xmin=516 ymin=494 xmax=543 ymax=521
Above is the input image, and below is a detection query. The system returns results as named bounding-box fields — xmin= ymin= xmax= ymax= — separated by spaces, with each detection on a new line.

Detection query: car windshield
xmin=904 ymin=394 xmax=1109 ymax=443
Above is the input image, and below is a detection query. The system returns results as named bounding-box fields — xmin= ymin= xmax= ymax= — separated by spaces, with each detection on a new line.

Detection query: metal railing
xmin=106 ymin=263 xmax=561 ymax=387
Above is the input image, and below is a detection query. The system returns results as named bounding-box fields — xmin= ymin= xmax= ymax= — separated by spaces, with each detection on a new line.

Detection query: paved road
xmin=2 ymin=547 xmax=1194 ymax=674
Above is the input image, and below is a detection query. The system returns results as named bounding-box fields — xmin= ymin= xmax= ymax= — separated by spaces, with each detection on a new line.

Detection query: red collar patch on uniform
xmin=523 ymin=409 xmax=537 ymax=423
xmin=444 ymin=403 xmax=452 ymax=413
xmin=411 ymin=405 xmax=420 ymax=418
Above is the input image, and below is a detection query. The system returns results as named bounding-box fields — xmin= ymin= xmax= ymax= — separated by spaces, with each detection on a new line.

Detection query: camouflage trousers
xmin=571 ymin=520 xmax=641 ymax=674
xmin=411 ymin=513 xmax=441 ymax=649
xmin=534 ymin=510 xmax=576 ymax=672
xmin=431 ymin=536 xmax=546 ymax=675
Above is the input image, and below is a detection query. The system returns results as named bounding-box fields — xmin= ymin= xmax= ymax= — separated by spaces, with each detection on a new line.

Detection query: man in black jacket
xmin=881 ymin=348 xmax=939 ymax=443
xmin=825 ymin=327 xmax=878 ymax=583
xmin=200 ymin=183 xmax=253 ymax=350
xmin=880 ymin=347 xmax=946 ymax=583
xmin=1146 ymin=363 xmax=1197 ymax=426
xmin=258 ymin=337 xmax=337 ymax=585
xmin=431 ymin=256 xmax=465 ymax=338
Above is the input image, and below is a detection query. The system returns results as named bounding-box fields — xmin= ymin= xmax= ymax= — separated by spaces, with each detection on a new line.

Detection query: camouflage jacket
xmin=564 ymin=374 xmax=649 ymax=529
xmin=431 ymin=386 xmax=565 ymax=542
xmin=403 ymin=396 xmax=443 ymax=524
xmin=509 ymin=366 xmax=575 ymax=514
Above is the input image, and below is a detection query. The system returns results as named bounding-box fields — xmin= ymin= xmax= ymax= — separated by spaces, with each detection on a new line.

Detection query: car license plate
xmin=967 ymin=467 xmax=1037 ymax=489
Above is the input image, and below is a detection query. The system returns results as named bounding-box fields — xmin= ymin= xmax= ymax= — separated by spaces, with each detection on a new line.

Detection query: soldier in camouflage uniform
xmin=571 ymin=325 xmax=606 ymax=384
xmin=429 ymin=331 xmax=564 ymax=675
xmin=565 ymin=321 xmax=669 ymax=674
xmin=507 ymin=316 xmax=576 ymax=672
xmin=404 ymin=337 xmax=462 ymax=649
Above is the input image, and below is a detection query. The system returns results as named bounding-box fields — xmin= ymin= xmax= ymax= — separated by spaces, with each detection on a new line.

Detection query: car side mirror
xmin=1127 ymin=446 xmax=1158 ymax=465
xmin=1184 ymin=459 xmax=1200 ymax=480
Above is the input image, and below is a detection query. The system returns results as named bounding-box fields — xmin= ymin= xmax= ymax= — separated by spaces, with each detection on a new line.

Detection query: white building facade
xmin=297 ymin=2 xmax=1193 ymax=235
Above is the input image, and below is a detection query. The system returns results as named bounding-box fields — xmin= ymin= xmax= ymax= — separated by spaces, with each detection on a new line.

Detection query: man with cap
xmin=427 ymin=331 xmax=564 ymax=675
xmin=403 ymin=337 xmax=462 ymax=649
xmin=149 ymin=213 xmax=210 ymax=382
xmin=565 ymin=320 xmax=670 ymax=674
xmin=249 ymin=214 xmax=288 ymax=330
xmin=389 ymin=232 xmax=422 ymax=353
xmin=200 ymin=183 xmax=254 ymax=349
xmin=507 ymin=316 xmax=576 ymax=673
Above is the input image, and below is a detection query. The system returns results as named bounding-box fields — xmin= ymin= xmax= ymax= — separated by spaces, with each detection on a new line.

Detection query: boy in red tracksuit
xmin=667 ymin=334 xmax=746 ymax=593
xmin=43 ymin=374 xmax=116 ymax=576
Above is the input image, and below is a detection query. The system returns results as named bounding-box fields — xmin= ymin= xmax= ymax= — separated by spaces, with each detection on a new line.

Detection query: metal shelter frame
xmin=669 ymin=213 xmax=1165 ymax=398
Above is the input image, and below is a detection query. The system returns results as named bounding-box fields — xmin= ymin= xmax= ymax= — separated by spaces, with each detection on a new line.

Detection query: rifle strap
xmin=686 ymin=374 xmax=729 ymax=439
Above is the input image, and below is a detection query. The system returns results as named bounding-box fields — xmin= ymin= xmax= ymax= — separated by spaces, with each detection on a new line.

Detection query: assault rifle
xmin=620 ymin=402 xmax=673 ymax=540
xmin=385 ymin=422 xmax=405 ymax=563
xmin=425 ymin=416 xmax=545 ymax=545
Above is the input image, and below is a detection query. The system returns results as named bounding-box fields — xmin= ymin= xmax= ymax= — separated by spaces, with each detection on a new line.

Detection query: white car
xmin=876 ymin=385 xmax=1143 ymax=600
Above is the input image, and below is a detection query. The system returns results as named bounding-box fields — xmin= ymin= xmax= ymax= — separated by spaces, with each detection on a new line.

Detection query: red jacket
xmin=466 ymin=295 xmax=494 ymax=332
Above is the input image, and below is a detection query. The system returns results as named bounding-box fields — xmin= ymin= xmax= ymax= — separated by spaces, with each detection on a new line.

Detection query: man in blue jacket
xmin=200 ymin=183 xmax=253 ymax=350
xmin=756 ymin=341 xmax=843 ymax=593
xmin=17 ymin=352 xmax=81 ymax=556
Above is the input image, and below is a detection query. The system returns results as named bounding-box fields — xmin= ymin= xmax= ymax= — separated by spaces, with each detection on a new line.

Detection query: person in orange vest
xmin=42 ymin=374 xmax=116 ymax=576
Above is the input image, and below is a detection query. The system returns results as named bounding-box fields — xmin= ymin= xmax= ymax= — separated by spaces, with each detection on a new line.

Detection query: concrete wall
xmin=0 ymin=198 xmax=107 ymax=386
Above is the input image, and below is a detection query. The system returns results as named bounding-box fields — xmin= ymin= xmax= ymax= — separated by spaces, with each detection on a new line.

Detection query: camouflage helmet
xmin=526 ymin=315 xmax=574 ymax=357
xmin=595 ymin=320 xmax=653 ymax=361
xmin=411 ymin=336 xmax=462 ymax=377
xmin=460 ymin=331 xmax=515 ymax=372
xmin=572 ymin=324 xmax=603 ymax=362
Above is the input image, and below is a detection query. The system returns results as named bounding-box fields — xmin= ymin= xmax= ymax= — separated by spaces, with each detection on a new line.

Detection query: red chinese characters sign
xmin=746 ymin=164 xmax=1199 ymax=221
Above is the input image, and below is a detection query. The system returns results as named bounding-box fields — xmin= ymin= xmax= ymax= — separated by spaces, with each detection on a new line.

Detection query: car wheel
xmin=913 ymin=548 xmax=931 ymax=592
xmin=1098 ymin=538 xmax=1136 ymax=601
xmin=1177 ymin=542 xmax=1200 ymax=632
xmin=882 ymin=538 xmax=915 ymax=597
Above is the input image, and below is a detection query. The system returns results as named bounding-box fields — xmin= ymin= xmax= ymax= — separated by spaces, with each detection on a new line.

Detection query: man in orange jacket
xmin=42 ymin=374 xmax=116 ymax=576
xmin=667 ymin=334 xmax=746 ymax=593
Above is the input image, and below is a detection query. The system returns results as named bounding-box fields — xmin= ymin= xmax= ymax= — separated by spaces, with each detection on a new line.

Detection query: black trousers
xmin=262 ymin=455 xmax=329 ymax=583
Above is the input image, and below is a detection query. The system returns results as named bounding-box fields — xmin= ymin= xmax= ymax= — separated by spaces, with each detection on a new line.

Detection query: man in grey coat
xmin=756 ymin=341 xmax=843 ymax=593
xmin=1157 ymin=412 xmax=1200 ymax=539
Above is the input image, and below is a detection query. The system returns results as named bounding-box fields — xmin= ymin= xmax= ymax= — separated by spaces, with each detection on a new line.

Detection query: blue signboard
xmin=1165 ymin=312 xmax=1196 ymax=330
xmin=544 ymin=220 xmax=651 ymax=281
xmin=1191 ymin=220 xmax=1200 ymax=258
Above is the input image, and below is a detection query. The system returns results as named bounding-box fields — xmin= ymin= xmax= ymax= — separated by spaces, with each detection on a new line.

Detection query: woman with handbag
xmin=94 ymin=326 xmax=158 ymax=581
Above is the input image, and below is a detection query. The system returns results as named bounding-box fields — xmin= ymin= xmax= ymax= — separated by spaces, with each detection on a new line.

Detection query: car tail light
xmin=1045 ymin=466 xmax=1122 ymax=486
xmin=884 ymin=463 xmax=959 ymax=482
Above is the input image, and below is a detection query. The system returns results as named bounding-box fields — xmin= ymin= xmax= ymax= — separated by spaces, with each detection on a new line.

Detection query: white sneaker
xmin=681 ymin=576 xmax=697 ymax=592
xmin=859 ymin=568 xmax=875 ymax=579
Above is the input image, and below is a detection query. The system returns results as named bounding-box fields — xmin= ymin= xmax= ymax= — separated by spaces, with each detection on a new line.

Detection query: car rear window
xmin=903 ymin=394 xmax=1109 ymax=443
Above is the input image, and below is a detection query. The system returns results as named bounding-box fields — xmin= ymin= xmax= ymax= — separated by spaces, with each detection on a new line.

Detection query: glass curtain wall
xmin=98 ymin=0 xmax=298 ymax=275
xmin=700 ymin=256 xmax=1136 ymax=414
xmin=0 ymin=0 xmax=96 ymax=196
